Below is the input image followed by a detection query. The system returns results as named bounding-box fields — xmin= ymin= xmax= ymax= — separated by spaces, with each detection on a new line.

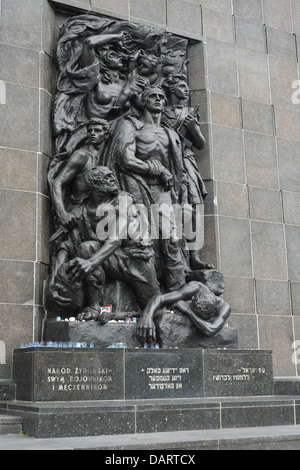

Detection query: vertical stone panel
xmin=0 ymin=0 xmax=55 ymax=380
xmin=218 ymin=217 xmax=252 ymax=277
xmin=258 ymin=316 xmax=295 ymax=376
xmin=263 ymin=0 xmax=293 ymax=32
xmin=131 ymin=0 xmax=166 ymax=25
xmin=202 ymin=7 xmax=234 ymax=44
xmin=251 ymin=221 xmax=288 ymax=280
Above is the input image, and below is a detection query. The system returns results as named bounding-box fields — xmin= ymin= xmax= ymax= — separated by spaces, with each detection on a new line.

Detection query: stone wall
xmin=0 ymin=0 xmax=300 ymax=381
xmin=0 ymin=0 xmax=55 ymax=380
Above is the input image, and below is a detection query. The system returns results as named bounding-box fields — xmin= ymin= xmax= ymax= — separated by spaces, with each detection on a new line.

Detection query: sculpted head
xmin=191 ymin=291 xmax=217 ymax=321
xmin=85 ymin=166 xmax=119 ymax=196
xmin=137 ymin=52 xmax=159 ymax=77
xmin=141 ymin=86 xmax=166 ymax=113
xmin=87 ymin=118 xmax=110 ymax=145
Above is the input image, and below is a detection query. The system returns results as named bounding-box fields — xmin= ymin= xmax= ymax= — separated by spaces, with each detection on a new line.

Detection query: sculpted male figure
xmin=162 ymin=75 xmax=212 ymax=270
xmin=136 ymin=280 xmax=231 ymax=346
xmin=46 ymin=166 xmax=160 ymax=321
xmin=50 ymin=118 xmax=110 ymax=233
xmin=112 ymin=85 xmax=187 ymax=291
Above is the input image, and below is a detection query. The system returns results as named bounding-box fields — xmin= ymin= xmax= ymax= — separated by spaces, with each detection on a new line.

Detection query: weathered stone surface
xmin=258 ymin=315 xmax=295 ymax=376
xmin=237 ymin=49 xmax=270 ymax=103
xmin=251 ymin=221 xmax=287 ymax=280
xmin=0 ymin=190 xmax=36 ymax=261
xmin=291 ymin=282 xmax=300 ymax=316
xmin=278 ymin=139 xmax=300 ymax=191
xmin=210 ymin=92 xmax=241 ymax=128
xmin=202 ymin=7 xmax=234 ymax=44
xmin=206 ymin=39 xmax=238 ymax=95
xmin=244 ymin=132 xmax=278 ymax=188
xmin=232 ymin=0 xmax=263 ymax=23
xmin=235 ymin=17 xmax=266 ymax=53
xmin=285 ymin=225 xmax=300 ymax=281
xmin=266 ymin=27 xmax=297 ymax=60
xmin=212 ymin=126 xmax=245 ymax=183
xmin=167 ymin=0 xmax=202 ymax=38
xmin=263 ymin=0 xmax=293 ymax=32
xmin=218 ymin=217 xmax=252 ymax=277
xmin=256 ymin=280 xmax=291 ymax=316
xmin=223 ymin=277 xmax=255 ymax=314
xmin=282 ymin=191 xmax=300 ymax=225
xmin=217 ymin=182 xmax=248 ymax=218
xmin=241 ymin=100 xmax=274 ymax=135
xmin=248 ymin=186 xmax=282 ymax=223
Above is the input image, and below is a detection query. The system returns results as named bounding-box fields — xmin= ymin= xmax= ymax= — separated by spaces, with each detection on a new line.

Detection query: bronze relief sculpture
xmin=44 ymin=14 xmax=232 ymax=347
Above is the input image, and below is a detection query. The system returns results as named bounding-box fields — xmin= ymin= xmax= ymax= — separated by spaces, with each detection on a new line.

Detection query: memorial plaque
xmin=13 ymin=348 xmax=274 ymax=402
xmin=202 ymin=350 xmax=274 ymax=397
xmin=13 ymin=348 xmax=124 ymax=402
xmin=125 ymin=349 xmax=204 ymax=399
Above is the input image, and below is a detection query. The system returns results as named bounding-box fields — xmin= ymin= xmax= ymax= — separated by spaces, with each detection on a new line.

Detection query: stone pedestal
xmin=13 ymin=347 xmax=274 ymax=402
xmin=6 ymin=347 xmax=277 ymax=438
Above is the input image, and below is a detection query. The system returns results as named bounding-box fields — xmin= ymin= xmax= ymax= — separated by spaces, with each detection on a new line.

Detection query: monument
xmin=41 ymin=13 xmax=236 ymax=349
xmin=9 ymin=12 xmax=276 ymax=439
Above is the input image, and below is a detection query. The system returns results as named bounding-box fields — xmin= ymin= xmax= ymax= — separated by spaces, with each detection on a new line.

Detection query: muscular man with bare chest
xmin=115 ymin=86 xmax=186 ymax=292
xmin=121 ymin=88 xmax=175 ymax=193
xmin=51 ymin=118 xmax=110 ymax=231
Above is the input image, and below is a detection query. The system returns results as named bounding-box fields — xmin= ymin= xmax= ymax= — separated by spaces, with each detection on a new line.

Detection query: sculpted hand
xmin=67 ymin=258 xmax=93 ymax=281
xmin=112 ymin=32 xmax=125 ymax=48
xmin=183 ymin=113 xmax=199 ymax=132
xmin=127 ymin=75 xmax=149 ymax=96
xmin=160 ymin=168 xmax=174 ymax=190
xmin=60 ymin=212 xmax=78 ymax=230
xmin=136 ymin=314 xmax=156 ymax=346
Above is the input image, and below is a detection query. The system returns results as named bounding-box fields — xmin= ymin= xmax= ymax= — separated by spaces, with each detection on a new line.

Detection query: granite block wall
xmin=0 ymin=0 xmax=300 ymax=380
xmin=197 ymin=0 xmax=300 ymax=377
xmin=0 ymin=0 xmax=55 ymax=380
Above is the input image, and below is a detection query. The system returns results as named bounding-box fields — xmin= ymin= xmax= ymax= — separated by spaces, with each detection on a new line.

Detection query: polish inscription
xmin=46 ymin=365 xmax=114 ymax=392
xmin=34 ymin=349 xmax=125 ymax=400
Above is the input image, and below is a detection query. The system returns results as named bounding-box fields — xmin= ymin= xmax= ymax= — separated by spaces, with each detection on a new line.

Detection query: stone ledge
xmin=0 ymin=380 xmax=15 ymax=401
xmin=0 ymin=395 xmax=297 ymax=439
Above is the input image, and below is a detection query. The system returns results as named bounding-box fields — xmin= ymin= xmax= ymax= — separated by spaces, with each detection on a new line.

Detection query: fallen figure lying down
xmin=136 ymin=280 xmax=231 ymax=346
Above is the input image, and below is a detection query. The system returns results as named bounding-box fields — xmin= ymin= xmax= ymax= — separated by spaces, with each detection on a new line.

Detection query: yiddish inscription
xmin=144 ymin=366 xmax=190 ymax=391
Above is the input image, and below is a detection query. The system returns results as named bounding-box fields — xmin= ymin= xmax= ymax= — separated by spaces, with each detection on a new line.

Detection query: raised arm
xmin=80 ymin=33 xmax=124 ymax=68
xmin=183 ymin=109 xmax=206 ymax=151
xmin=51 ymin=150 xmax=88 ymax=229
